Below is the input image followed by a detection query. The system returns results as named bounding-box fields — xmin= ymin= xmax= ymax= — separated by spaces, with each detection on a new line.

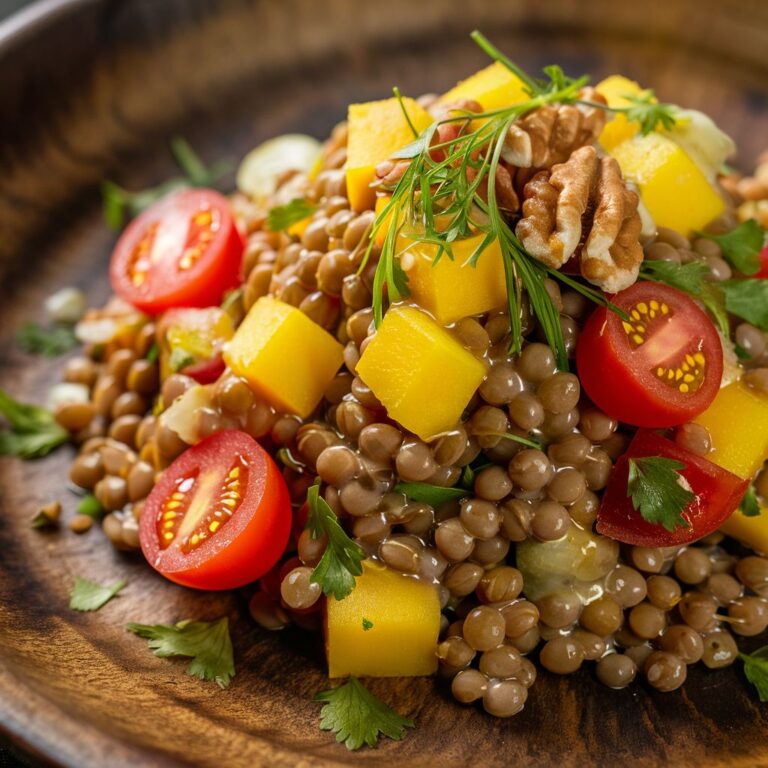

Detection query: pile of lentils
xmin=54 ymin=117 xmax=768 ymax=718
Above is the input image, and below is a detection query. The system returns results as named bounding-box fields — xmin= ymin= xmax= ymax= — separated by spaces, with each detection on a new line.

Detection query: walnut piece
xmin=502 ymin=89 xmax=607 ymax=170
xmin=515 ymin=145 xmax=644 ymax=293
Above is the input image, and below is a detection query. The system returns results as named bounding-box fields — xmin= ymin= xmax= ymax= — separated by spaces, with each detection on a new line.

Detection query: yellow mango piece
xmin=439 ymin=62 xmax=528 ymax=112
xmin=595 ymin=75 xmax=646 ymax=151
xmin=346 ymin=97 xmax=433 ymax=212
xmin=401 ymin=234 xmax=507 ymax=324
xmin=223 ymin=296 xmax=343 ymax=418
xmin=356 ymin=305 xmax=486 ymax=440
xmin=373 ymin=194 xmax=393 ymax=247
xmin=694 ymin=380 xmax=768 ymax=481
xmin=325 ymin=560 xmax=440 ymax=678
xmin=609 ymin=133 xmax=724 ymax=234
xmin=719 ymin=506 xmax=768 ymax=555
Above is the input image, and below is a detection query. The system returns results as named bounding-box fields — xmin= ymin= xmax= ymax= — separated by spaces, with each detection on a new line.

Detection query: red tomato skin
xmin=182 ymin=354 xmax=226 ymax=385
xmin=110 ymin=189 xmax=244 ymax=315
xmin=597 ymin=429 xmax=748 ymax=547
xmin=756 ymin=246 xmax=768 ymax=279
xmin=576 ymin=282 xmax=722 ymax=428
xmin=139 ymin=430 xmax=291 ymax=590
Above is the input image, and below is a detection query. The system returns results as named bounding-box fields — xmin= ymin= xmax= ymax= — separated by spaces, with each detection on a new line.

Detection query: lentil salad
xmin=5 ymin=30 xmax=768 ymax=749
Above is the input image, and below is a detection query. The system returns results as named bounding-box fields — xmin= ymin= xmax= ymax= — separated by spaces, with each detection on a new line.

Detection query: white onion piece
xmin=47 ymin=383 xmax=90 ymax=411
xmin=160 ymin=384 xmax=214 ymax=445
xmin=664 ymin=109 xmax=735 ymax=181
xmin=45 ymin=287 xmax=87 ymax=324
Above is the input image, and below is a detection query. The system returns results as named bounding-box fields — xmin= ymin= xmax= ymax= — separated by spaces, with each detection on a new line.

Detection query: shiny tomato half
xmin=597 ymin=429 xmax=748 ymax=547
xmin=756 ymin=246 xmax=768 ymax=279
xmin=139 ymin=430 xmax=291 ymax=590
xmin=576 ymin=282 xmax=723 ymax=428
xmin=110 ymin=189 xmax=244 ymax=314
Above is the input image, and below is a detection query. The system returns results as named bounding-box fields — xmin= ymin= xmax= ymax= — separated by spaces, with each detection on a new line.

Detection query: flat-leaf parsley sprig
xmin=627 ymin=456 xmax=695 ymax=532
xmin=360 ymin=31 xmax=626 ymax=369
xmin=306 ymin=478 xmax=365 ymax=600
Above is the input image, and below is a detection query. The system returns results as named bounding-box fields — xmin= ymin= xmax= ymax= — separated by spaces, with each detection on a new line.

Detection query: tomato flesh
xmin=597 ymin=429 xmax=748 ymax=547
xmin=139 ymin=430 xmax=291 ymax=590
xmin=576 ymin=281 xmax=723 ymax=427
xmin=756 ymin=246 xmax=768 ymax=279
xmin=110 ymin=189 xmax=244 ymax=314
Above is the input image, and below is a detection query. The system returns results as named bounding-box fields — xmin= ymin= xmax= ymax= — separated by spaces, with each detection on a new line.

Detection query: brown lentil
xmin=644 ymin=651 xmax=687 ymax=692
xmin=701 ymin=630 xmax=739 ymax=668
xmin=646 ymin=575 xmax=682 ymax=611
xmin=596 ymin=653 xmax=637 ymax=688
xmin=540 ymin=637 xmax=585 ymax=674
xmin=659 ymin=625 xmax=703 ymax=664
xmin=674 ymin=548 xmax=712 ymax=585
xmin=580 ymin=595 xmax=624 ymax=636
xmin=69 ymin=514 xmax=94 ymax=534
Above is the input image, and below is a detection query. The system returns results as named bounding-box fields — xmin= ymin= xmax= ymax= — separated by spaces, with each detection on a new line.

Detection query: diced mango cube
xmin=325 ymin=560 xmax=440 ymax=678
xmin=223 ymin=297 xmax=343 ymax=418
xmin=401 ymin=234 xmax=507 ymax=324
xmin=439 ymin=62 xmax=528 ymax=112
xmin=346 ymin=97 xmax=433 ymax=212
xmin=595 ymin=75 xmax=646 ymax=151
xmin=694 ymin=380 xmax=768 ymax=481
xmin=719 ymin=506 xmax=768 ymax=555
xmin=609 ymin=133 xmax=725 ymax=234
xmin=356 ymin=305 xmax=486 ymax=440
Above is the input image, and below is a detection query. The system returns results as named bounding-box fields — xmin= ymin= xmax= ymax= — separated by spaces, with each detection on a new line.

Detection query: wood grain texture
xmin=1 ymin=1 xmax=768 ymax=766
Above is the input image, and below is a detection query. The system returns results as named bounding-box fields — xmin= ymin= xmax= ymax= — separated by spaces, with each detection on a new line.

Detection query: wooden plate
xmin=2 ymin=1 xmax=768 ymax=766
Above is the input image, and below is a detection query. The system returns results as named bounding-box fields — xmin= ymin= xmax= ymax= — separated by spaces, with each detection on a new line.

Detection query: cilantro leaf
xmin=741 ymin=486 xmax=761 ymax=518
xmin=395 ymin=482 xmax=468 ymax=507
xmin=168 ymin=347 xmax=196 ymax=373
xmin=0 ymin=389 xmax=69 ymax=459
xmin=267 ymin=199 xmax=317 ymax=232
xmin=315 ymin=676 xmax=415 ymax=750
xmin=640 ymin=259 xmax=709 ymax=295
xmin=698 ymin=220 xmax=765 ymax=275
xmin=17 ymin=322 xmax=78 ymax=357
xmin=721 ymin=279 xmax=768 ymax=331
xmin=623 ymin=90 xmax=678 ymax=135
xmin=70 ymin=577 xmax=127 ymax=611
xmin=306 ymin=479 xmax=364 ymax=601
xmin=627 ymin=456 xmax=695 ymax=532
xmin=740 ymin=646 xmax=768 ymax=702
xmin=362 ymin=618 xmax=374 ymax=631
xmin=77 ymin=494 xmax=105 ymax=519
xmin=126 ymin=617 xmax=235 ymax=688
xmin=145 ymin=343 xmax=160 ymax=363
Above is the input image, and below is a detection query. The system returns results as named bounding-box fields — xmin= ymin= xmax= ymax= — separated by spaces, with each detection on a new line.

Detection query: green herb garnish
xmin=620 ymin=90 xmax=679 ymax=135
xmin=697 ymin=219 xmax=765 ymax=276
xmin=316 ymin=675 xmax=415 ymax=750
xmin=102 ymin=137 xmax=231 ymax=230
xmin=266 ymin=198 xmax=317 ymax=232
xmin=362 ymin=618 xmax=374 ymax=631
xmin=17 ymin=322 xmax=78 ymax=357
xmin=360 ymin=31 xmax=620 ymax=370
xmin=126 ymin=617 xmax=235 ymax=689
xmin=77 ymin=494 xmax=105 ymax=519
xmin=627 ymin=456 xmax=695 ymax=532
xmin=740 ymin=646 xmax=768 ymax=702
xmin=740 ymin=486 xmax=761 ymax=518
xmin=168 ymin=347 xmax=196 ymax=373
xmin=720 ymin=279 xmax=768 ymax=331
xmin=306 ymin=478 xmax=364 ymax=601
xmin=0 ymin=390 xmax=69 ymax=459
xmin=70 ymin=577 xmax=127 ymax=612
xmin=395 ymin=481 xmax=469 ymax=506
xmin=145 ymin=343 xmax=160 ymax=363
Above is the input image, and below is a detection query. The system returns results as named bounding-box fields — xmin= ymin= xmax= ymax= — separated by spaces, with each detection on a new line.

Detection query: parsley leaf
xmin=306 ymin=479 xmax=364 ymax=601
xmin=740 ymin=646 xmax=768 ymax=702
xmin=395 ymin=481 xmax=468 ymax=507
xmin=315 ymin=675 xmax=415 ymax=750
xmin=0 ymin=389 xmax=69 ymax=459
xmin=145 ymin=343 xmax=160 ymax=363
xmin=17 ymin=322 xmax=78 ymax=357
xmin=741 ymin=486 xmax=761 ymax=518
xmin=698 ymin=220 xmax=765 ymax=275
xmin=623 ymin=90 xmax=678 ymax=135
xmin=267 ymin=198 xmax=317 ymax=232
xmin=168 ymin=347 xmax=196 ymax=373
xmin=627 ymin=456 xmax=695 ymax=532
xmin=126 ymin=617 xmax=235 ymax=689
xmin=640 ymin=259 xmax=709 ymax=295
xmin=721 ymin=279 xmax=768 ymax=331
xmin=362 ymin=618 xmax=374 ymax=631
xmin=70 ymin=577 xmax=127 ymax=611
xmin=77 ymin=494 xmax=105 ymax=519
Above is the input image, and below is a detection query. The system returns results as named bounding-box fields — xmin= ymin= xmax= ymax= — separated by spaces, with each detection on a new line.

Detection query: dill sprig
xmin=360 ymin=31 xmax=619 ymax=369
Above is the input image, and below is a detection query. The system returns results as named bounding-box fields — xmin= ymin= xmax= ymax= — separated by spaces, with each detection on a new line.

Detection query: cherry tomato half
xmin=597 ymin=429 xmax=748 ymax=547
xmin=110 ymin=189 xmax=244 ymax=314
xmin=756 ymin=245 xmax=768 ymax=279
xmin=139 ymin=429 xmax=291 ymax=590
xmin=576 ymin=281 xmax=723 ymax=428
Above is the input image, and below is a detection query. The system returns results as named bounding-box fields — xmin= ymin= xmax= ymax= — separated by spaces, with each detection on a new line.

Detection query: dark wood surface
xmin=1 ymin=1 xmax=768 ymax=766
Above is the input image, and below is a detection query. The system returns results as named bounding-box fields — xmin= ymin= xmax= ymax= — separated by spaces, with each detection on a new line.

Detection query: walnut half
xmin=515 ymin=145 xmax=643 ymax=293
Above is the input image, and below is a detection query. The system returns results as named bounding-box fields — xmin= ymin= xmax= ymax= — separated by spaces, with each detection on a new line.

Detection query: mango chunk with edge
xmin=609 ymin=132 xmax=724 ymax=235
xmin=694 ymin=380 xmax=768 ymax=553
xmin=346 ymin=97 xmax=433 ymax=212
xmin=356 ymin=305 xmax=486 ymax=440
xmin=439 ymin=62 xmax=528 ymax=112
xmin=325 ymin=560 xmax=440 ymax=678
xmin=223 ymin=296 xmax=343 ymax=418
xmin=694 ymin=379 xmax=768 ymax=481
xmin=595 ymin=75 xmax=646 ymax=151
xmin=402 ymin=235 xmax=507 ymax=324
